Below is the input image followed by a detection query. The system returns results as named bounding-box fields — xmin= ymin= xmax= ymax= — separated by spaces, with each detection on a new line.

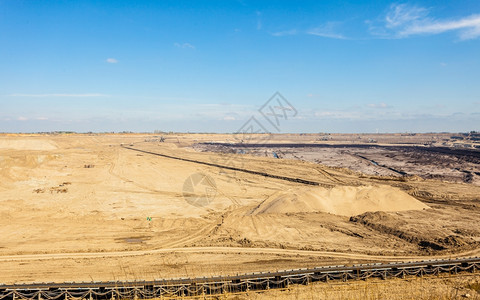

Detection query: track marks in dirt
xmin=314 ymin=167 xmax=345 ymax=185
xmin=122 ymin=145 xmax=320 ymax=186
xmin=2 ymin=246 xmax=480 ymax=263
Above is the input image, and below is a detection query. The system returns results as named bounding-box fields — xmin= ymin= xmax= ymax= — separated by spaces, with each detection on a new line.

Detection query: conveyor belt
xmin=1 ymin=257 xmax=479 ymax=299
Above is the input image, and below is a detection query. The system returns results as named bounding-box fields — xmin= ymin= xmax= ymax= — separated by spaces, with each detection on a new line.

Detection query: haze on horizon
xmin=1 ymin=0 xmax=479 ymax=133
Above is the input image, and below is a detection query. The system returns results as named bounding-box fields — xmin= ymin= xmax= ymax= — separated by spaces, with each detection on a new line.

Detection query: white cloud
xmin=313 ymin=110 xmax=366 ymax=120
xmin=270 ymin=22 xmax=346 ymax=39
xmin=375 ymin=3 xmax=480 ymax=40
xmin=36 ymin=117 xmax=49 ymax=120
xmin=401 ymin=14 xmax=480 ymax=40
xmin=271 ymin=29 xmax=298 ymax=37
xmin=256 ymin=11 xmax=262 ymax=30
xmin=385 ymin=3 xmax=428 ymax=28
xmin=307 ymin=22 xmax=346 ymax=39
xmin=174 ymin=42 xmax=195 ymax=49
xmin=310 ymin=108 xmax=470 ymax=122
xmin=106 ymin=58 xmax=118 ymax=63
xmin=17 ymin=116 xmax=28 ymax=121
xmin=367 ymin=103 xmax=389 ymax=109
xmin=270 ymin=27 xmax=345 ymax=39
xmin=9 ymin=93 xmax=110 ymax=98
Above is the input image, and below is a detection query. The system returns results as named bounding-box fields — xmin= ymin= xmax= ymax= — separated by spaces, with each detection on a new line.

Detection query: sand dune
xmin=250 ymin=185 xmax=429 ymax=216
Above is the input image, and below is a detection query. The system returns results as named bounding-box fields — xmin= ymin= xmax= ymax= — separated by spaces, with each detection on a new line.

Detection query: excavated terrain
xmin=0 ymin=133 xmax=479 ymax=284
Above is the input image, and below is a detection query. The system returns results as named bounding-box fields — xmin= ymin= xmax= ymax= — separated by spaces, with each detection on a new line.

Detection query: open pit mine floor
xmin=0 ymin=133 xmax=479 ymax=289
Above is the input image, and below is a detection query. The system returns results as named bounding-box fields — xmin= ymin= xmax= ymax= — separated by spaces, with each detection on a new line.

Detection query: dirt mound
xmin=351 ymin=212 xmax=477 ymax=251
xmin=250 ymin=185 xmax=429 ymax=217
xmin=0 ymin=139 xmax=57 ymax=150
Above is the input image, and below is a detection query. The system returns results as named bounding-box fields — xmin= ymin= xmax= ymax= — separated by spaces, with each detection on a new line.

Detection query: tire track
xmin=121 ymin=145 xmax=320 ymax=186
xmin=1 ymin=246 xmax=479 ymax=262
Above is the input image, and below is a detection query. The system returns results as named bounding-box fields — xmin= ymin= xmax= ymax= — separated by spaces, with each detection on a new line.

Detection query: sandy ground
xmin=0 ymin=133 xmax=479 ymax=284
xmin=229 ymin=274 xmax=480 ymax=299
xmin=195 ymin=140 xmax=480 ymax=185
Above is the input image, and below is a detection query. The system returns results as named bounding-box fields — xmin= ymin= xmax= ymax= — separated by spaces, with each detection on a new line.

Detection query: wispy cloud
xmin=256 ymin=11 xmax=262 ymax=30
xmin=385 ymin=3 xmax=428 ymax=28
xmin=271 ymin=22 xmax=346 ymax=39
xmin=221 ymin=111 xmax=243 ymax=121
xmin=9 ymin=93 xmax=110 ymax=98
xmin=402 ymin=14 xmax=480 ymax=40
xmin=174 ymin=42 xmax=195 ymax=49
xmin=106 ymin=58 xmax=118 ymax=63
xmin=373 ymin=3 xmax=480 ymax=40
xmin=307 ymin=22 xmax=346 ymax=39
xmin=308 ymin=107 xmax=480 ymax=123
xmin=271 ymin=29 xmax=298 ymax=37
xmin=311 ymin=108 xmax=400 ymax=120
xmin=314 ymin=110 xmax=360 ymax=119
xmin=367 ymin=103 xmax=390 ymax=109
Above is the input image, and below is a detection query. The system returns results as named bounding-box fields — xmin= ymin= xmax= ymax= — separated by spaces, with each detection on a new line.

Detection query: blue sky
xmin=0 ymin=0 xmax=479 ymax=133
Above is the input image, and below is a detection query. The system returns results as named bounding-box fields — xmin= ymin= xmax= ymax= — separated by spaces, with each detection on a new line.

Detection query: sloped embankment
xmin=350 ymin=211 xmax=476 ymax=252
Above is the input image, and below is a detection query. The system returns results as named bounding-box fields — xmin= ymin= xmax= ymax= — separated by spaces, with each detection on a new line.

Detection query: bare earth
xmin=0 ymin=133 xmax=479 ymax=285
xmin=228 ymin=274 xmax=480 ymax=299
